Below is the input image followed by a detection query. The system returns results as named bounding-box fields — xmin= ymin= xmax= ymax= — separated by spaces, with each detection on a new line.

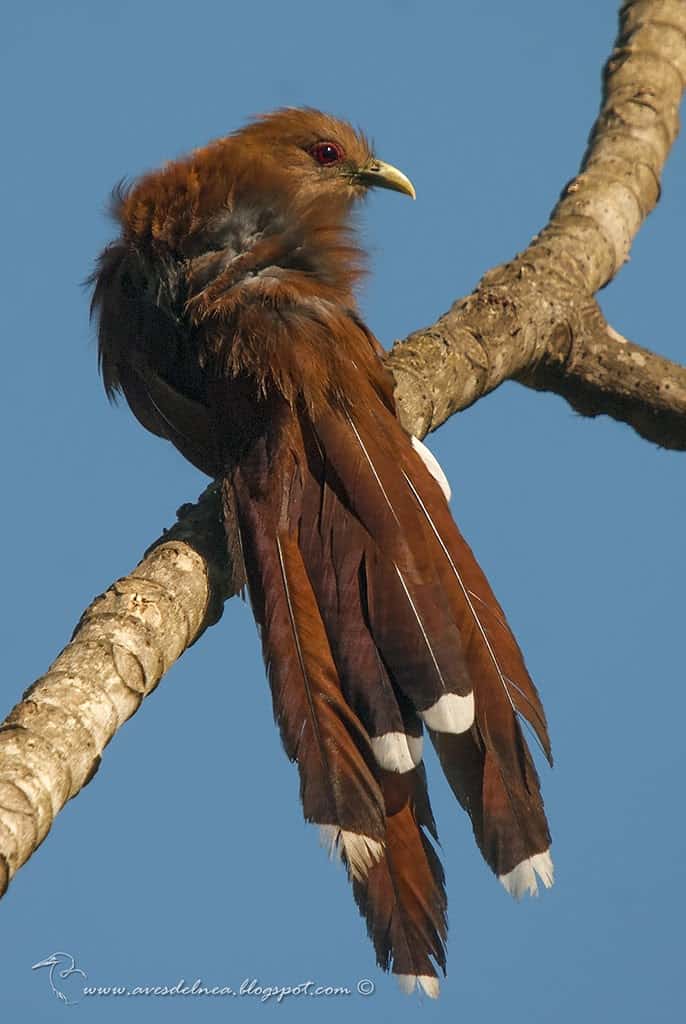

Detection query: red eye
xmin=309 ymin=141 xmax=345 ymax=166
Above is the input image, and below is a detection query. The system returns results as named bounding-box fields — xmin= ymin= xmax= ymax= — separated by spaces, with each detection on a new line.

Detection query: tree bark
xmin=0 ymin=0 xmax=684 ymax=898
xmin=388 ymin=0 xmax=686 ymax=448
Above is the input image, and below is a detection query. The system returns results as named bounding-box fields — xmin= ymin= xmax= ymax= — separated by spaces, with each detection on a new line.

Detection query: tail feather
xmin=232 ymin=414 xmax=449 ymax=991
xmin=313 ymin=409 xmax=475 ymax=725
xmin=230 ymin=385 xmax=553 ymax=994
xmin=431 ymin=726 xmax=552 ymax=887
xmin=352 ymin=768 xmax=446 ymax=996
xmin=232 ymin=456 xmax=386 ymax=845
xmin=399 ymin=449 xmax=552 ymax=763
xmin=333 ymin=393 xmax=554 ymax=893
xmin=298 ymin=430 xmax=425 ymax=770
xmin=397 ymin=428 xmax=554 ymax=888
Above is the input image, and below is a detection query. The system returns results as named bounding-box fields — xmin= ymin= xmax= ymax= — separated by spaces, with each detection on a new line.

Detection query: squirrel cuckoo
xmin=92 ymin=108 xmax=553 ymax=997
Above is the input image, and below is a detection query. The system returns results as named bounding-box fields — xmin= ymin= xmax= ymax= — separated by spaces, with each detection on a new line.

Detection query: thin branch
xmin=1 ymin=0 xmax=684 ymax=897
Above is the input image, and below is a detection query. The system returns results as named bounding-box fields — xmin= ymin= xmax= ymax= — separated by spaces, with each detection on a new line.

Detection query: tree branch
xmin=1 ymin=0 xmax=684 ymax=897
xmin=0 ymin=487 xmax=240 ymax=897
xmin=522 ymin=316 xmax=686 ymax=448
xmin=389 ymin=0 xmax=686 ymax=448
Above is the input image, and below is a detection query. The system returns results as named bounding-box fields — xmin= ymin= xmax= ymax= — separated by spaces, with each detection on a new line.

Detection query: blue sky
xmin=2 ymin=1 xmax=684 ymax=1021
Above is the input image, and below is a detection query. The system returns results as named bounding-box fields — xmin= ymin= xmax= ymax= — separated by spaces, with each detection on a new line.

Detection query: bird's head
xmin=232 ymin=107 xmax=416 ymax=208
xmin=116 ymin=108 xmax=415 ymax=296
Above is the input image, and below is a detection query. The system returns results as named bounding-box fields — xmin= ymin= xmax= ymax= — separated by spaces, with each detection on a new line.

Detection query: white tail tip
xmin=397 ymin=973 xmax=440 ymax=998
xmin=370 ymin=732 xmax=423 ymax=772
xmin=499 ymin=848 xmax=554 ymax=899
xmin=318 ymin=826 xmax=385 ymax=882
xmin=420 ymin=691 xmax=474 ymax=734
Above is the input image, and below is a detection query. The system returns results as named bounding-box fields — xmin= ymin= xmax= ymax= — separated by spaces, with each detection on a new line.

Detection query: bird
xmin=91 ymin=107 xmax=553 ymax=998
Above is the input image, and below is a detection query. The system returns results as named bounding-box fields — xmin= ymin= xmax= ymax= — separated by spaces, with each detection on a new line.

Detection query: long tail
xmin=230 ymin=412 xmax=448 ymax=994
xmin=311 ymin=392 xmax=554 ymax=896
xmin=230 ymin=387 xmax=552 ymax=994
xmin=398 ymin=430 xmax=553 ymax=895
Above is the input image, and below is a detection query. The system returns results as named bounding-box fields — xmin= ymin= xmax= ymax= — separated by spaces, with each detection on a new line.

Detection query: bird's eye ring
xmin=309 ymin=141 xmax=345 ymax=166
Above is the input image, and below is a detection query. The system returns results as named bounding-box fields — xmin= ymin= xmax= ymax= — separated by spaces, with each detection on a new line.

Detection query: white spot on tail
xmin=397 ymin=973 xmax=440 ymax=998
xmin=318 ymin=825 xmax=384 ymax=882
xmin=499 ymin=847 xmax=554 ymax=899
xmin=411 ymin=436 xmax=451 ymax=502
xmin=420 ymin=692 xmax=474 ymax=733
xmin=370 ymin=732 xmax=423 ymax=773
